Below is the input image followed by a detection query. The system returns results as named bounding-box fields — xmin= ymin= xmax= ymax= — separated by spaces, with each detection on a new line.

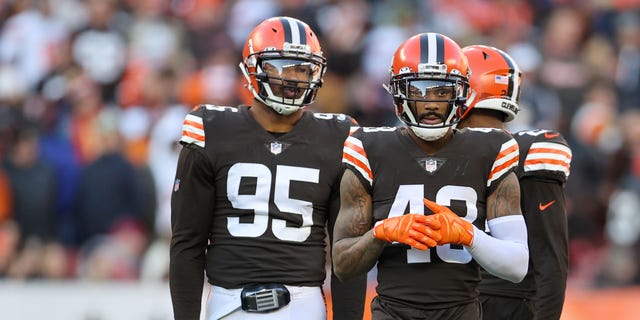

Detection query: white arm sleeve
xmin=466 ymin=215 xmax=529 ymax=283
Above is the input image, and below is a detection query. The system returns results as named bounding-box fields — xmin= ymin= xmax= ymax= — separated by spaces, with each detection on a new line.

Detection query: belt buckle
xmin=250 ymin=288 xmax=279 ymax=311
xmin=241 ymin=284 xmax=290 ymax=313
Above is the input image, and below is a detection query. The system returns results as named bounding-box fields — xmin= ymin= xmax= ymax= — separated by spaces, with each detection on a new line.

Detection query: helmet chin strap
xmin=411 ymin=126 xmax=449 ymax=141
xmin=398 ymin=97 xmax=457 ymax=142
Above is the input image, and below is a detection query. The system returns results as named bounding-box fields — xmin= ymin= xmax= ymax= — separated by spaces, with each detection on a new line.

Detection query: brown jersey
xmin=342 ymin=126 xmax=519 ymax=309
xmin=479 ymin=129 xmax=572 ymax=319
xmin=171 ymin=105 xmax=357 ymax=289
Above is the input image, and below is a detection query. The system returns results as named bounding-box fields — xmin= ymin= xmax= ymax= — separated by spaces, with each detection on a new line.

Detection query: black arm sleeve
xmin=520 ymin=177 xmax=568 ymax=320
xmin=327 ymin=174 xmax=367 ymax=320
xmin=170 ymin=145 xmax=216 ymax=320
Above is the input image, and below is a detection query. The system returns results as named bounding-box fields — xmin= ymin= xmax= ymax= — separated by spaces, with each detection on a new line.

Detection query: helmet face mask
xmin=394 ymin=79 xmax=465 ymax=126
xmin=386 ymin=33 xmax=470 ymax=141
xmin=461 ymin=45 xmax=522 ymax=122
xmin=240 ymin=17 xmax=326 ymax=115
xmin=255 ymin=57 xmax=324 ymax=110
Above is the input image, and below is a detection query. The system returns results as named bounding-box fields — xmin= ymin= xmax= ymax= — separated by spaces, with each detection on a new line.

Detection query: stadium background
xmin=1 ymin=0 xmax=640 ymax=319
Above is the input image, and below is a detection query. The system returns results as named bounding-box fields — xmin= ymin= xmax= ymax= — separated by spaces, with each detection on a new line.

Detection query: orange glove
xmin=423 ymin=198 xmax=474 ymax=246
xmin=373 ymin=214 xmax=441 ymax=250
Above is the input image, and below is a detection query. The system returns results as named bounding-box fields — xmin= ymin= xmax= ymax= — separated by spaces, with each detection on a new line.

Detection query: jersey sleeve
xmin=516 ymin=130 xmax=572 ymax=183
xmin=169 ymin=143 xmax=216 ymax=319
xmin=179 ymin=105 xmax=207 ymax=148
xmin=519 ymin=177 xmax=568 ymax=319
xmin=341 ymin=128 xmax=374 ymax=192
xmin=486 ymin=132 xmax=519 ymax=193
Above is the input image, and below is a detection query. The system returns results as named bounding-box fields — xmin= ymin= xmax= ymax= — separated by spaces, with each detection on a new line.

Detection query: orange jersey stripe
xmin=488 ymin=154 xmax=519 ymax=179
xmin=343 ymin=152 xmax=373 ymax=181
xmin=529 ymin=147 xmax=572 ymax=158
xmin=344 ymin=139 xmax=366 ymax=158
xmin=496 ymin=143 xmax=519 ymax=159
xmin=184 ymin=119 xmax=204 ymax=130
xmin=182 ymin=130 xmax=205 ymax=142
xmin=524 ymin=158 xmax=570 ymax=169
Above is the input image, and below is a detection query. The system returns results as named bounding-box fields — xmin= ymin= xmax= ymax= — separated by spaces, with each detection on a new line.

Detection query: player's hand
xmin=423 ymin=198 xmax=474 ymax=246
xmin=373 ymin=214 xmax=442 ymax=250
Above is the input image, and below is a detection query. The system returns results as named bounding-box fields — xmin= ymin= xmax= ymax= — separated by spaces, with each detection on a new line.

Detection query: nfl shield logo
xmin=270 ymin=142 xmax=282 ymax=155
xmin=173 ymin=179 xmax=180 ymax=192
xmin=425 ymin=159 xmax=438 ymax=173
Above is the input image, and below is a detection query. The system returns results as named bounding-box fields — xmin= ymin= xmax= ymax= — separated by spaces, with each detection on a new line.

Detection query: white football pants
xmin=205 ymin=284 xmax=326 ymax=320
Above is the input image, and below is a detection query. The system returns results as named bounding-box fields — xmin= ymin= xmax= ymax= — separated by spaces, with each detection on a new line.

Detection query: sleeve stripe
xmin=487 ymin=139 xmax=519 ymax=187
xmin=524 ymin=163 xmax=570 ymax=177
xmin=526 ymin=152 xmax=571 ymax=162
xmin=524 ymin=160 xmax=571 ymax=177
xmin=343 ymin=145 xmax=370 ymax=169
xmin=184 ymin=119 xmax=204 ymax=130
xmin=180 ymin=130 xmax=205 ymax=147
xmin=185 ymin=114 xmax=204 ymax=127
xmin=183 ymin=124 xmax=204 ymax=137
xmin=528 ymin=142 xmax=572 ymax=159
xmin=344 ymin=138 xmax=366 ymax=157
xmin=350 ymin=126 xmax=359 ymax=135
xmin=342 ymin=136 xmax=373 ymax=185
xmin=494 ymin=140 xmax=519 ymax=165
xmin=342 ymin=153 xmax=373 ymax=185
xmin=180 ymin=114 xmax=205 ymax=147
xmin=524 ymin=142 xmax=572 ymax=176
xmin=487 ymin=155 xmax=518 ymax=187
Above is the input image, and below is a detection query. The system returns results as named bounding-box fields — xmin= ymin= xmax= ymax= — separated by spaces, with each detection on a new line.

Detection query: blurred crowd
xmin=0 ymin=0 xmax=639 ymax=290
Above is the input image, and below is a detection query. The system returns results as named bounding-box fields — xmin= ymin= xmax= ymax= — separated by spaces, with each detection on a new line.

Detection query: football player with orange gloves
xmin=457 ymin=45 xmax=572 ymax=320
xmin=332 ymin=33 xmax=529 ymax=319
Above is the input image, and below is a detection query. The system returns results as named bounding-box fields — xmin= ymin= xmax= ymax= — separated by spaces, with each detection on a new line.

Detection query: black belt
xmin=241 ymin=284 xmax=291 ymax=312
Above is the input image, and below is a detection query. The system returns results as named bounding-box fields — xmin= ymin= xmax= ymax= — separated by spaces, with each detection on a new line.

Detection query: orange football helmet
xmin=239 ymin=17 xmax=326 ymax=115
xmin=461 ymin=45 xmax=522 ymax=122
xmin=386 ymin=33 xmax=470 ymax=141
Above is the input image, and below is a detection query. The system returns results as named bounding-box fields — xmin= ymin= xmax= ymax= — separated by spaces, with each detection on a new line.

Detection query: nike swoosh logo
xmin=539 ymin=200 xmax=556 ymax=211
xmin=544 ymin=132 xmax=560 ymax=139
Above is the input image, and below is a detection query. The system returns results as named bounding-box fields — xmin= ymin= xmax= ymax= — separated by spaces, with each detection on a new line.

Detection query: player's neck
xmin=249 ymin=102 xmax=303 ymax=133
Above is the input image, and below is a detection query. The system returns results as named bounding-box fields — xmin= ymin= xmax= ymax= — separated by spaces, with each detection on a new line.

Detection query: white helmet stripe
xmin=280 ymin=17 xmax=306 ymax=45
xmin=427 ymin=33 xmax=438 ymax=64
xmin=288 ymin=17 xmax=301 ymax=44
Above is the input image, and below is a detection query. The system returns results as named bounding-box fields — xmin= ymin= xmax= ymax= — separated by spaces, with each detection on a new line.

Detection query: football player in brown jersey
xmin=457 ymin=45 xmax=572 ymax=320
xmin=170 ymin=16 xmax=365 ymax=320
xmin=332 ymin=33 xmax=530 ymax=319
